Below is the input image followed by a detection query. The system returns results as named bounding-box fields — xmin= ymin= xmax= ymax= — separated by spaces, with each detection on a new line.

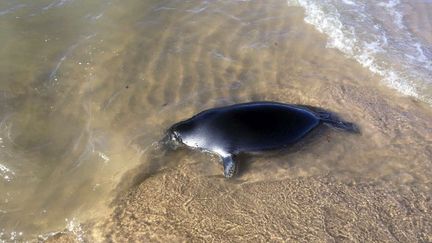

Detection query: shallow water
xmin=288 ymin=0 xmax=432 ymax=104
xmin=0 ymin=0 xmax=431 ymax=241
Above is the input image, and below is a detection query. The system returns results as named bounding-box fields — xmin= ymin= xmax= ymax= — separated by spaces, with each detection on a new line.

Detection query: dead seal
xmin=164 ymin=101 xmax=359 ymax=178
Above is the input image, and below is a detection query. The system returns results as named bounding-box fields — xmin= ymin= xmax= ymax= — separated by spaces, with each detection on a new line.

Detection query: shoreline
xmin=88 ymin=40 xmax=432 ymax=241
xmin=45 ymin=3 xmax=432 ymax=241
xmin=1 ymin=1 xmax=431 ymax=241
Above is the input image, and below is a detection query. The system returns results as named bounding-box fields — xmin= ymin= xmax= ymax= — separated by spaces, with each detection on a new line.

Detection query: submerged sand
xmin=95 ymin=83 xmax=431 ymax=242
xmin=105 ymin=175 xmax=431 ymax=242
xmin=2 ymin=0 xmax=430 ymax=241
xmin=89 ymin=2 xmax=432 ymax=242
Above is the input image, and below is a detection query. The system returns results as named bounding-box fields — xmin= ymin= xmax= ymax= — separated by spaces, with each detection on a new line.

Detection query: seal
xmin=164 ymin=101 xmax=359 ymax=178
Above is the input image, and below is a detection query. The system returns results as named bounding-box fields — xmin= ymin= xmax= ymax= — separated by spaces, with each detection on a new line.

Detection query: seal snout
xmin=163 ymin=129 xmax=182 ymax=150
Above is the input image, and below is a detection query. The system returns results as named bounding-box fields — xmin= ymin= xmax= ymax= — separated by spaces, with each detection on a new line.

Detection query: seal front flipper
xmin=222 ymin=155 xmax=237 ymax=178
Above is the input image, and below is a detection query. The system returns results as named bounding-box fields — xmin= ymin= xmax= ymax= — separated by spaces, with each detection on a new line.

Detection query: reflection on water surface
xmin=0 ymin=0 xmax=431 ymax=241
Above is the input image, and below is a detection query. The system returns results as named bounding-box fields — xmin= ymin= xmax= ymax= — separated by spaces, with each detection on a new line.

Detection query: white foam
xmin=341 ymin=0 xmax=357 ymax=6
xmin=65 ymin=218 xmax=84 ymax=242
xmin=287 ymin=0 xmax=432 ymax=105
xmin=377 ymin=0 xmax=404 ymax=30
xmin=0 ymin=163 xmax=15 ymax=182
xmin=0 ymin=4 xmax=26 ymax=16
xmin=42 ymin=0 xmax=74 ymax=10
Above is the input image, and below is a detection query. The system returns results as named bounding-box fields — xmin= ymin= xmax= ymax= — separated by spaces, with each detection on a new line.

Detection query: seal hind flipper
xmin=222 ymin=155 xmax=237 ymax=178
xmin=294 ymin=104 xmax=359 ymax=133
xmin=316 ymin=111 xmax=360 ymax=134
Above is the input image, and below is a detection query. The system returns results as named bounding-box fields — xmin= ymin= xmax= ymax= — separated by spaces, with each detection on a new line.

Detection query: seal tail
xmin=315 ymin=111 xmax=360 ymax=134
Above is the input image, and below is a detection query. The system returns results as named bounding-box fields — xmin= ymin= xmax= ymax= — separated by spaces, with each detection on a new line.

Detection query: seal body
xmin=166 ymin=101 xmax=358 ymax=178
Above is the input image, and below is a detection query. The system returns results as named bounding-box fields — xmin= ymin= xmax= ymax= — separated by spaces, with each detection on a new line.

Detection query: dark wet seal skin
xmin=164 ymin=101 xmax=359 ymax=178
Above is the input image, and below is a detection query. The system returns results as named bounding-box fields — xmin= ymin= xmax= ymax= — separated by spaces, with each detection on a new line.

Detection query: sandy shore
xmin=90 ymin=4 xmax=432 ymax=241
xmin=92 ymin=73 xmax=432 ymax=242
xmin=2 ymin=0 xmax=432 ymax=242
xmin=104 ymin=174 xmax=431 ymax=242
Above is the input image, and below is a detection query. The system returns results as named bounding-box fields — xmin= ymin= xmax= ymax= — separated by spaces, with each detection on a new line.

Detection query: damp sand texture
xmin=1 ymin=0 xmax=432 ymax=242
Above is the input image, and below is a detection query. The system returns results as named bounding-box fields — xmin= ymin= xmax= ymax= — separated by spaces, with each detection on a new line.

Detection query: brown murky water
xmin=0 ymin=0 xmax=431 ymax=241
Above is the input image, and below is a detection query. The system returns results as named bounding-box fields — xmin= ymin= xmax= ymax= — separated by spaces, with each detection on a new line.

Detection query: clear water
xmin=0 ymin=0 xmax=431 ymax=241
xmin=287 ymin=0 xmax=432 ymax=104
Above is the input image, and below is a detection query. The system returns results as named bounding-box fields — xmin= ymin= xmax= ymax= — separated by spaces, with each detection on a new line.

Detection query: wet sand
xmin=87 ymin=3 xmax=431 ymax=242
xmin=94 ymin=66 xmax=432 ymax=242
xmin=104 ymin=176 xmax=431 ymax=242
xmin=1 ymin=0 xmax=431 ymax=241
